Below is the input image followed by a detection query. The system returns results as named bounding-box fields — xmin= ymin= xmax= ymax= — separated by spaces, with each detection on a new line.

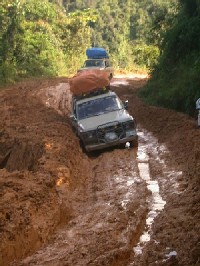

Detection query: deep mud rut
xmin=0 ymin=76 xmax=199 ymax=266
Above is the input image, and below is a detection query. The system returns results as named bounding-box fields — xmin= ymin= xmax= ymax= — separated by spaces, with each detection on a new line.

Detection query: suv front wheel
xmin=109 ymin=73 xmax=113 ymax=80
xmin=129 ymin=139 xmax=138 ymax=148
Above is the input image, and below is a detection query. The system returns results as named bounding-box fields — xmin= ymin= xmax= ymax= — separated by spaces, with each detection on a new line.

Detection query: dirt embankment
xmin=0 ymin=79 xmax=92 ymax=265
xmin=0 ymin=77 xmax=199 ymax=266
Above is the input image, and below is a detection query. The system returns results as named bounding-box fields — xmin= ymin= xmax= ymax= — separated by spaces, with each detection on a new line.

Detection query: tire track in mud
xmin=112 ymin=81 xmax=184 ymax=265
xmin=14 ymin=126 xmax=173 ymax=266
xmin=16 ymin=147 xmax=148 ymax=266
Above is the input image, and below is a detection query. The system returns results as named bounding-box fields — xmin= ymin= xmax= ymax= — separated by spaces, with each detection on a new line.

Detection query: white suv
xmin=70 ymin=89 xmax=138 ymax=152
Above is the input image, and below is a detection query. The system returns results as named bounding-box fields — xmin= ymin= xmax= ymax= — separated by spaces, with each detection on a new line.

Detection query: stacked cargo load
xmin=86 ymin=47 xmax=109 ymax=59
xmin=69 ymin=69 xmax=110 ymax=97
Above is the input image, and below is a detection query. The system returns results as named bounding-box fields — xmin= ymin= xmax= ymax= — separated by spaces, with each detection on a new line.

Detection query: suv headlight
xmin=81 ymin=130 xmax=97 ymax=139
xmin=123 ymin=120 xmax=135 ymax=130
xmin=78 ymin=123 xmax=85 ymax=132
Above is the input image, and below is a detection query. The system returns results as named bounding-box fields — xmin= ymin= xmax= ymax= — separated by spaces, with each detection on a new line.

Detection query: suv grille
xmin=97 ymin=122 xmax=125 ymax=143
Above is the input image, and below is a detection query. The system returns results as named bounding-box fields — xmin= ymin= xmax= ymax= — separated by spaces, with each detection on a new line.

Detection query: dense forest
xmin=0 ymin=0 xmax=177 ymax=82
xmin=139 ymin=0 xmax=200 ymax=116
xmin=0 ymin=0 xmax=199 ymax=116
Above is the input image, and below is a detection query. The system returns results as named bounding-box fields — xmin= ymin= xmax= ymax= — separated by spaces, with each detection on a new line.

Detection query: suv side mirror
xmin=196 ymin=98 xmax=200 ymax=110
xmin=123 ymin=100 xmax=128 ymax=110
xmin=70 ymin=114 xmax=76 ymax=121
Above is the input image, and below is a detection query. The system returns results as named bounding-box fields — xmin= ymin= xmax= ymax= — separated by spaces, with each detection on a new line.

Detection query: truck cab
xmin=77 ymin=47 xmax=114 ymax=80
xmin=78 ymin=58 xmax=114 ymax=80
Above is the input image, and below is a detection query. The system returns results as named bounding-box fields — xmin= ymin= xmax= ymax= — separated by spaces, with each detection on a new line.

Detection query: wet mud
xmin=0 ymin=76 xmax=199 ymax=266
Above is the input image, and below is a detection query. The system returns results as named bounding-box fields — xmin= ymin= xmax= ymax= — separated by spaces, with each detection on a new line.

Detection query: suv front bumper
xmin=84 ymin=133 xmax=138 ymax=152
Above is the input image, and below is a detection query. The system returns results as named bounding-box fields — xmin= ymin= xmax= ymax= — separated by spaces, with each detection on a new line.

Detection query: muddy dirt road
xmin=0 ymin=77 xmax=199 ymax=266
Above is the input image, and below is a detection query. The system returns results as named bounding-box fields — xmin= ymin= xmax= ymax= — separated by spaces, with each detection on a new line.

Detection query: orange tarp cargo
xmin=69 ymin=70 xmax=110 ymax=96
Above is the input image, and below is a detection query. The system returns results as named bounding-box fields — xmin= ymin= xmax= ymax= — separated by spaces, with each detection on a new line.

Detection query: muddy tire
xmin=129 ymin=139 xmax=138 ymax=148
xmin=109 ymin=73 xmax=113 ymax=80
xmin=79 ymin=140 xmax=93 ymax=156
xmin=79 ymin=139 xmax=87 ymax=152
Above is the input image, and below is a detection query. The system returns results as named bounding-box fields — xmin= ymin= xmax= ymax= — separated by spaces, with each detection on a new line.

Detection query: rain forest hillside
xmin=0 ymin=0 xmax=177 ymax=83
xmin=139 ymin=0 xmax=200 ymax=117
xmin=0 ymin=0 xmax=199 ymax=117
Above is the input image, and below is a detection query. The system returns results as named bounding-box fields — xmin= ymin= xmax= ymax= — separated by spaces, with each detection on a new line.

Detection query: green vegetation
xmin=139 ymin=0 xmax=200 ymax=117
xmin=1 ymin=0 xmax=198 ymax=118
xmin=0 ymin=0 xmax=177 ymax=84
xmin=0 ymin=0 xmax=94 ymax=83
xmin=63 ymin=0 xmax=177 ymax=72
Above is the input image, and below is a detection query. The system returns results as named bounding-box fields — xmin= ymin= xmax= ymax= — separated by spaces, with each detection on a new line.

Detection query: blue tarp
xmin=86 ymin=47 xmax=109 ymax=59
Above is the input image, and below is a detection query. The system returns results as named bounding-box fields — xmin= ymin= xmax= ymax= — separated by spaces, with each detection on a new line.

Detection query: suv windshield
xmin=84 ymin=59 xmax=105 ymax=68
xmin=77 ymin=96 xmax=123 ymax=120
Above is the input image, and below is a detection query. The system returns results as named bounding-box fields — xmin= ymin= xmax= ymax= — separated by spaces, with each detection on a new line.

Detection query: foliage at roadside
xmin=0 ymin=0 xmax=178 ymax=84
xmin=63 ymin=0 xmax=178 ymax=72
xmin=0 ymin=0 xmax=94 ymax=84
xmin=139 ymin=0 xmax=200 ymax=117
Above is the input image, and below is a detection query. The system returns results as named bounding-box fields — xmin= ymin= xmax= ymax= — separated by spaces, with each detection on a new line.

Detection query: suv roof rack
xmin=73 ymin=86 xmax=111 ymax=100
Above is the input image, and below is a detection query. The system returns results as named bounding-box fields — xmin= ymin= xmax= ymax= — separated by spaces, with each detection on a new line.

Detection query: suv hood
xmin=79 ymin=109 xmax=132 ymax=131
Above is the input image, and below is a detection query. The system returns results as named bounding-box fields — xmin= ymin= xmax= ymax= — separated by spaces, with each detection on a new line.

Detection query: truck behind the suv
xmin=78 ymin=48 xmax=114 ymax=80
